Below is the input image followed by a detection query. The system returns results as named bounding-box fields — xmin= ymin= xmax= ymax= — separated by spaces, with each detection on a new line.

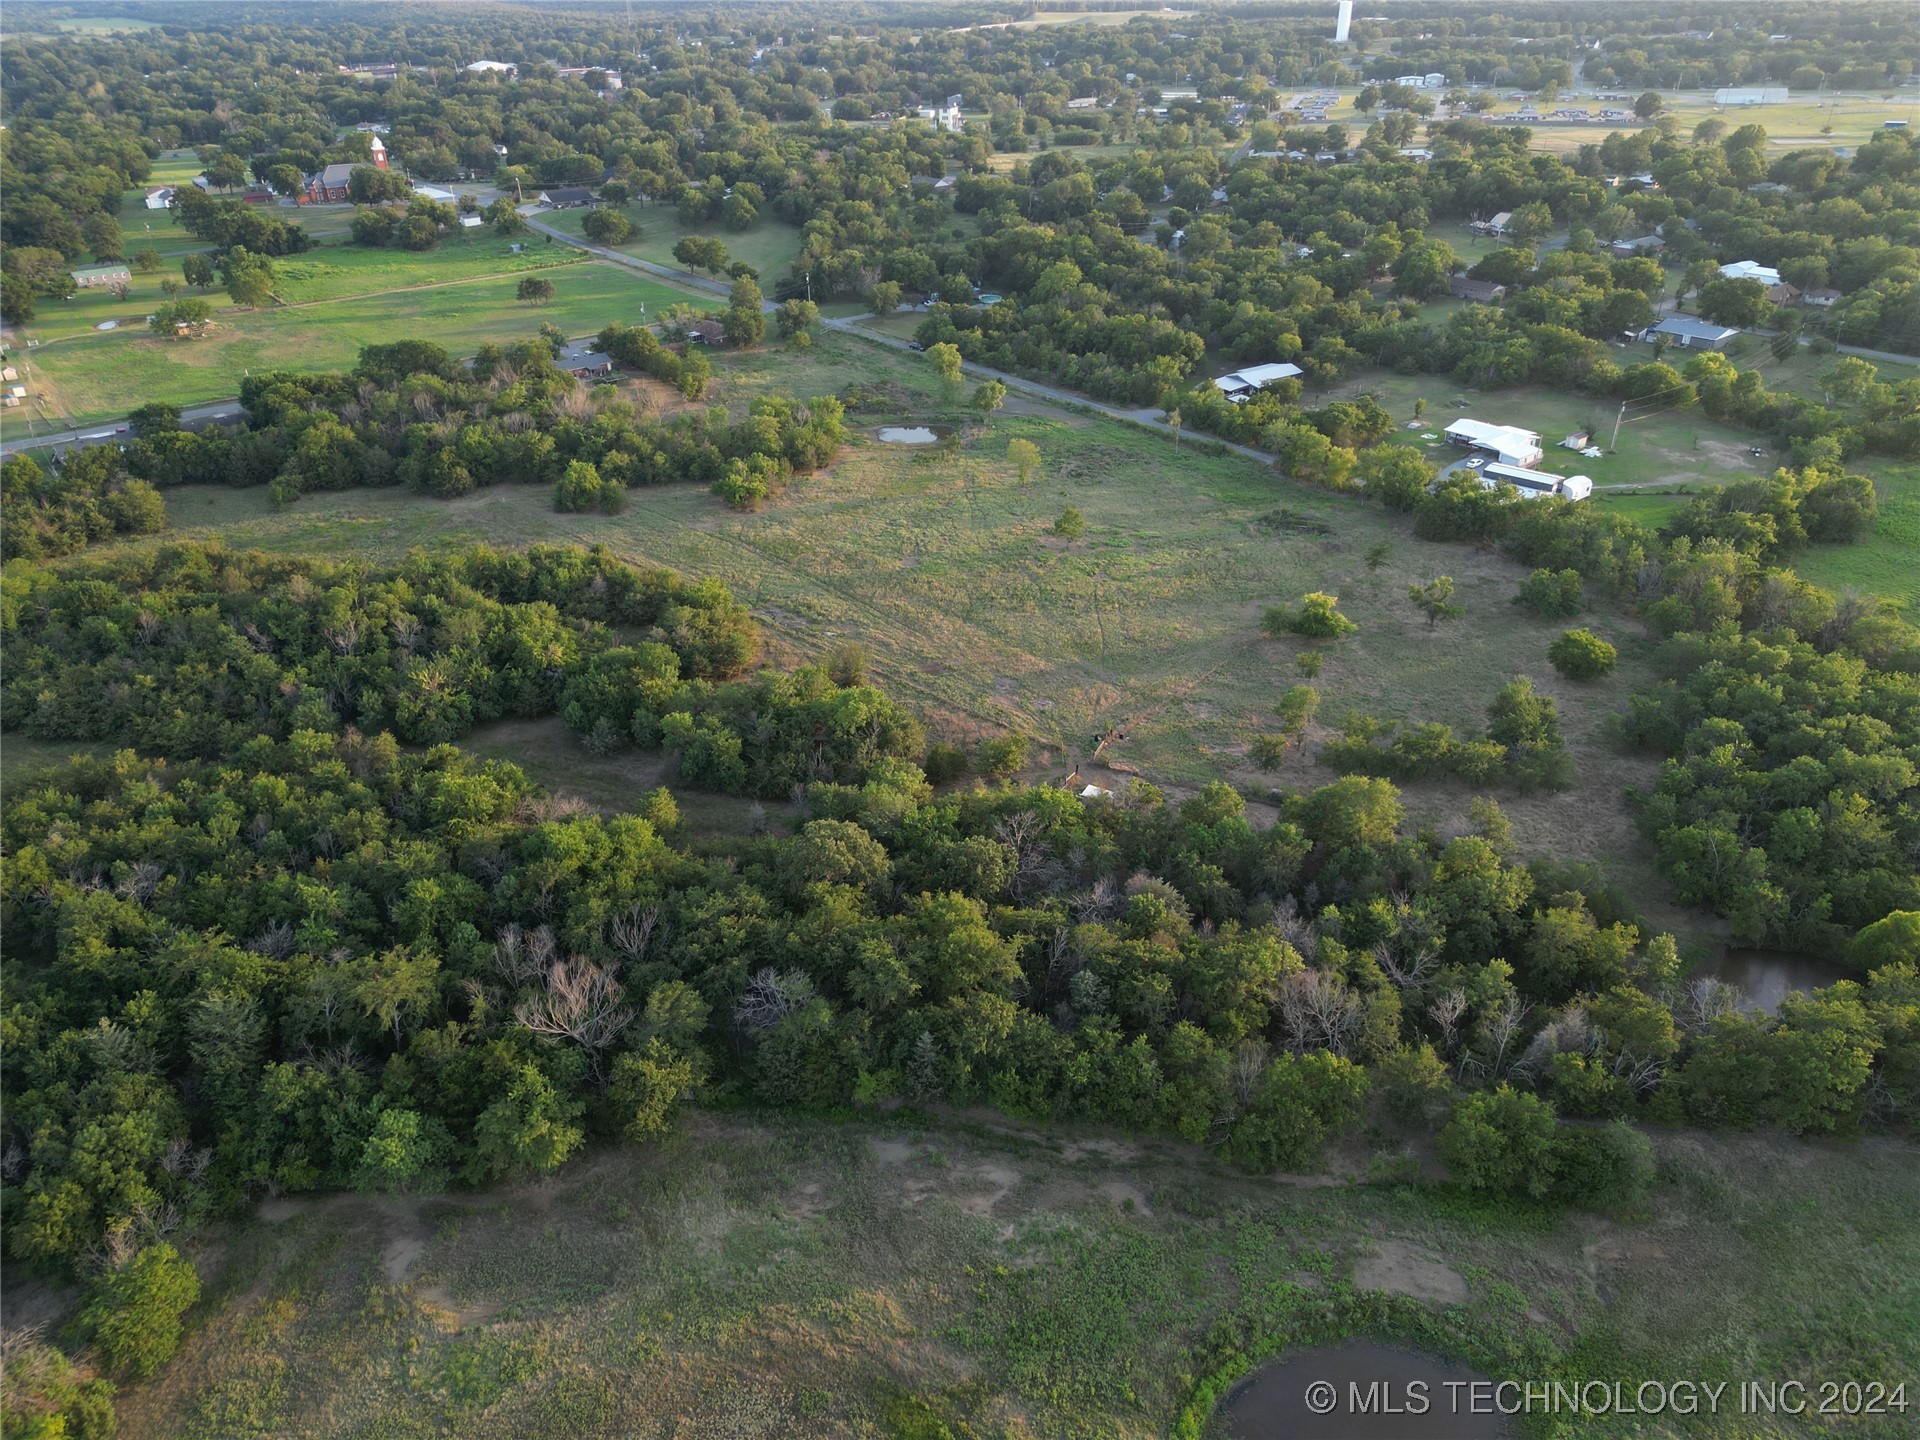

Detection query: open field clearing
xmin=111 ymin=330 xmax=1688 ymax=913
xmin=1305 ymin=89 xmax=1917 ymax=156
xmin=6 ymin=261 xmax=716 ymax=431
xmin=536 ymin=205 xmax=809 ymax=281
xmin=81 ymin=1112 xmax=1920 ymax=1439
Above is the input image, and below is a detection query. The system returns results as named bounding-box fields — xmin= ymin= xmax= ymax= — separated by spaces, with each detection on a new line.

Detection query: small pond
xmin=1220 ymin=1343 xmax=1516 ymax=1439
xmin=1692 ymin=948 xmax=1853 ymax=1013
xmin=874 ymin=424 xmax=954 ymax=445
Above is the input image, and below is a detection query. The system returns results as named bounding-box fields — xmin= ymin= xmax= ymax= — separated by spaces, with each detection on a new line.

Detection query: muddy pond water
xmin=1220 ymin=1343 xmax=1517 ymax=1439
xmin=873 ymin=424 xmax=954 ymax=445
xmin=1692 ymin=948 xmax=1853 ymax=1013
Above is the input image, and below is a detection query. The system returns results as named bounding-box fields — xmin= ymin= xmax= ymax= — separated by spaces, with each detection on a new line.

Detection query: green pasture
xmin=11 ymin=262 xmax=716 ymax=429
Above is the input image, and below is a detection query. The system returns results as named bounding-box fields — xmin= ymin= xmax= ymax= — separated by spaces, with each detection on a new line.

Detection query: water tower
xmin=1334 ymin=0 xmax=1353 ymax=42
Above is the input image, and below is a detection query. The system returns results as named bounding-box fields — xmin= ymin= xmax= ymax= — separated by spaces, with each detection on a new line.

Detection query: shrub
xmin=1224 ymin=1052 xmax=1369 ymax=1171
xmin=82 ymin=1243 xmax=201 ymax=1378
xmin=1552 ymin=1119 xmax=1655 ymax=1210
xmin=1269 ymin=592 xmax=1357 ymax=639
xmin=1052 ymin=507 xmax=1085 ymax=539
xmin=923 ymin=743 xmax=969 ymax=784
xmin=1438 ymin=1085 xmax=1560 ymax=1198
xmin=1514 ymin=568 xmax=1585 ymax=618
xmin=1548 ymin=627 xmax=1618 ymax=680
xmin=975 ymin=733 xmax=1029 ymax=778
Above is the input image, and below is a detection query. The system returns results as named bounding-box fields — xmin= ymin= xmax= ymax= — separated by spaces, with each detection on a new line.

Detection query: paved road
xmin=520 ymin=215 xmax=742 ymax=302
xmin=820 ymin=314 xmax=1276 ymax=466
xmin=0 ymin=399 xmax=243 ymax=458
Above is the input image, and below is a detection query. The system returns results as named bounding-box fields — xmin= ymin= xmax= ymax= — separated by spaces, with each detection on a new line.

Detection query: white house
xmin=1214 ymin=362 xmax=1304 ymax=401
xmin=1444 ymin=419 xmax=1545 ymax=468
xmin=1480 ymin=463 xmax=1592 ymax=501
xmin=916 ymin=102 xmax=964 ymax=133
xmin=1720 ymin=260 xmax=1782 ymax=286
xmin=144 ymin=186 xmax=176 ymax=210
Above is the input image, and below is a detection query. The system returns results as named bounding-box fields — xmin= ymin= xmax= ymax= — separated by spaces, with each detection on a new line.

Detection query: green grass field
xmin=11 ymin=236 xmax=587 ymax=347
xmin=8 ymin=261 xmax=717 ymax=431
xmin=90 ymin=1113 xmax=1920 ymax=1439
xmin=538 ymin=205 xmax=808 ymax=282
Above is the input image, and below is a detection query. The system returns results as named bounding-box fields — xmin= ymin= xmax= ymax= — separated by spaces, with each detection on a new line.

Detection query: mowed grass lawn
xmin=539 ymin=205 xmax=807 ymax=281
xmin=14 ymin=236 xmax=586 ymax=346
xmin=126 ymin=330 xmax=1671 ymax=900
xmin=12 ymin=261 xmax=717 ymax=430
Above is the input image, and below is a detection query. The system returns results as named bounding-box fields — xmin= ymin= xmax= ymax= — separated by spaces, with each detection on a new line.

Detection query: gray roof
xmin=319 ymin=163 xmax=358 ymax=187
xmin=1651 ymin=316 xmax=1739 ymax=342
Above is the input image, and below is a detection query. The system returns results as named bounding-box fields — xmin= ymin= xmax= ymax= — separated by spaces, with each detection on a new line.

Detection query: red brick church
xmin=304 ymin=134 xmax=388 ymax=204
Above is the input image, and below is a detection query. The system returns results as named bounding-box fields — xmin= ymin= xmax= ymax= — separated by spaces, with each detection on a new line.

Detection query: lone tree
xmin=1007 ymin=437 xmax=1041 ymax=483
xmin=1408 ymin=575 xmax=1461 ymax=630
xmin=671 ymin=234 xmax=730 ymax=277
xmin=581 ymin=208 xmax=633 ymax=246
xmin=1053 ymin=506 xmax=1085 ymax=539
xmin=517 ymin=275 xmax=555 ymax=305
xmin=149 ymin=298 xmax=214 ymax=337
xmin=928 ymin=341 xmax=963 ymax=401
xmin=971 ymin=379 xmax=1007 ymax=416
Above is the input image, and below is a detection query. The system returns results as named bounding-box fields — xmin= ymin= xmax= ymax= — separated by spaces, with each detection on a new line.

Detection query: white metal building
xmin=1213 ymin=362 xmax=1305 ymax=401
xmin=1444 ymin=419 xmax=1544 ymax=467
xmin=1480 ymin=463 xmax=1593 ymax=501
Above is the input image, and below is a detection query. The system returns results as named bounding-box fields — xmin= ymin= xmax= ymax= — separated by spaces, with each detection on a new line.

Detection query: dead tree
xmin=733 ymin=967 xmax=818 ymax=1034
xmin=514 ymin=956 xmax=634 ymax=1075
xmin=1278 ymin=969 xmax=1363 ymax=1057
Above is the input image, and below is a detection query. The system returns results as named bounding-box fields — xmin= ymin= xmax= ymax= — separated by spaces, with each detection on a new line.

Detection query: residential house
xmin=1802 ymin=287 xmax=1843 ymax=308
xmin=1065 ymin=96 xmax=1099 ymax=110
xmin=915 ymin=101 xmax=965 ymax=133
xmin=1449 ymin=276 xmax=1507 ymax=303
xmin=1720 ymin=260 xmax=1782 ymax=286
xmin=465 ymin=59 xmax=518 ymax=77
xmin=1443 ymin=419 xmax=1545 ymax=467
xmin=537 ymin=187 xmax=596 ymax=208
xmin=1469 ymin=211 xmax=1513 ymax=237
xmin=686 ymin=318 xmax=727 ymax=345
xmin=559 ymin=344 xmax=614 ymax=379
xmin=1608 ymin=234 xmax=1666 ymax=258
xmin=1644 ymin=316 xmax=1740 ymax=350
xmin=144 ymin=186 xmax=176 ymax=210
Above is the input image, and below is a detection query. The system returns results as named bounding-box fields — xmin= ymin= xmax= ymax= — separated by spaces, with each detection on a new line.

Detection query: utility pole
xmin=1610 ymin=400 xmax=1627 ymax=451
